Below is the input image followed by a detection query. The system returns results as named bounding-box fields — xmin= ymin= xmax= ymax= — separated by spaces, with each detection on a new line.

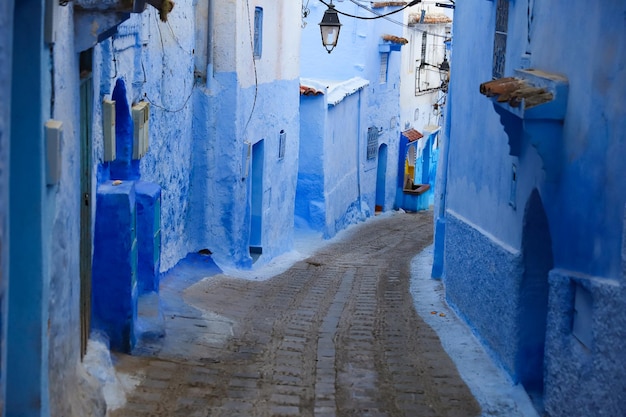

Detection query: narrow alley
xmin=108 ymin=212 xmax=481 ymax=417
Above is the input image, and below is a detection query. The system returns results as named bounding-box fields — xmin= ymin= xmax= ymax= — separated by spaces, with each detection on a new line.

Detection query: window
xmin=367 ymin=127 xmax=379 ymax=160
xmin=492 ymin=0 xmax=509 ymax=79
xmin=420 ymin=31 xmax=427 ymax=64
xmin=379 ymin=53 xmax=389 ymax=84
xmin=509 ymin=163 xmax=517 ymax=209
xmin=278 ymin=130 xmax=286 ymax=160
xmin=254 ymin=7 xmax=263 ymax=59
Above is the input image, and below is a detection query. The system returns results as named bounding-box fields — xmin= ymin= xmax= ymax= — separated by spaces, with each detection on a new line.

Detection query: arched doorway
xmin=517 ymin=188 xmax=553 ymax=410
xmin=375 ymin=144 xmax=388 ymax=213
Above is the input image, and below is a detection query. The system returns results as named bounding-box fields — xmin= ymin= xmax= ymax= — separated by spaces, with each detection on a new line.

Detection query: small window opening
xmin=379 ymin=53 xmax=389 ymax=84
xmin=254 ymin=7 xmax=263 ymax=59
xmin=278 ymin=130 xmax=286 ymax=160
xmin=509 ymin=163 xmax=517 ymax=209
xmin=367 ymin=127 xmax=379 ymax=160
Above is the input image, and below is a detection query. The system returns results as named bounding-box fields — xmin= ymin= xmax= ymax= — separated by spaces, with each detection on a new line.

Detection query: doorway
xmin=375 ymin=144 xmax=388 ymax=213
xmin=517 ymin=188 xmax=553 ymax=412
xmin=79 ymin=49 xmax=94 ymax=357
xmin=249 ymin=140 xmax=264 ymax=259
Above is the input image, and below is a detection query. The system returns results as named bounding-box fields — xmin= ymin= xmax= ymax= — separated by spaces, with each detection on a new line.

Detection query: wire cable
xmin=319 ymin=0 xmax=418 ymax=19
xmin=243 ymin=0 xmax=259 ymax=136
xmin=319 ymin=0 xmax=449 ymax=39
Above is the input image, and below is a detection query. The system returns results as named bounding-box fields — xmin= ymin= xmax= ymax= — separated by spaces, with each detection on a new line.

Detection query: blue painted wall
xmin=189 ymin=74 xmax=301 ymax=268
xmin=297 ymin=1 xmax=408 ymax=236
xmin=0 ymin=1 xmax=13 ymax=412
xmin=6 ymin=1 xmax=52 ymax=415
xmin=438 ymin=1 xmax=626 ymax=415
xmin=2 ymin=0 xmax=302 ymax=414
xmin=295 ymin=94 xmax=326 ymax=231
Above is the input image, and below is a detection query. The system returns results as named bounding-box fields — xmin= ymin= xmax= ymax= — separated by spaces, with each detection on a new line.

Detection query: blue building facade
xmin=297 ymin=1 xmax=413 ymax=237
xmin=1 ymin=0 xmax=302 ymax=415
xmin=434 ymin=1 xmax=626 ymax=415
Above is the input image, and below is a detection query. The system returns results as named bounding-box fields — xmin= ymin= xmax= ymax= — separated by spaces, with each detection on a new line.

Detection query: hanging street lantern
xmin=319 ymin=2 xmax=342 ymax=53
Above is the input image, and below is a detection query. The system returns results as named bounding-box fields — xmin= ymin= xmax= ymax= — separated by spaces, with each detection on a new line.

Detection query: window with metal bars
xmin=379 ymin=53 xmax=389 ymax=84
xmin=492 ymin=0 xmax=509 ymax=79
xmin=367 ymin=127 xmax=379 ymax=160
xmin=254 ymin=7 xmax=263 ymax=59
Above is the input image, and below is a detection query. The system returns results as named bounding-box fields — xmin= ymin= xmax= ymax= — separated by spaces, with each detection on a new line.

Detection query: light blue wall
xmin=324 ymin=92 xmax=363 ymax=238
xmin=440 ymin=1 xmax=626 ymax=415
xmin=298 ymin=2 xmax=407 ymax=235
xmin=0 ymin=1 xmax=13 ymax=411
xmin=189 ymin=73 xmax=300 ymax=268
xmin=295 ymin=95 xmax=326 ymax=230
xmin=92 ymin=10 xmax=196 ymax=273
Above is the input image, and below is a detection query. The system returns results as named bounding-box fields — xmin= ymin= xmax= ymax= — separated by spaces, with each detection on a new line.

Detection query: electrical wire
xmin=333 ymin=0 xmax=451 ymax=39
xmin=166 ymin=21 xmax=194 ymax=56
xmin=319 ymin=0 xmax=418 ymax=20
xmin=243 ymin=0 xmax=259 ymax=136
xmin=141 ymin=10 xmax=194 ymax=113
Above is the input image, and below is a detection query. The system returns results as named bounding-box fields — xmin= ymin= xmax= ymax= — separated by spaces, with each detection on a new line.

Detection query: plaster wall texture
xmin=91 ymin=5 xmax=196 ymax=272
xmin=215 ymin=0 xmax=301 ymax=86
xmin=0 ymin=2 xmax=11 ymax=412
xmin=324 ymin=92 xmax=364 ymax=238
xmin=441 ymin=0 xmax=626 ymax=415
xmin=190 ymin=76 xmax=301 ymax=269
xmin=295 ymin=95 xmax=326 ymax=231
xmin=297 ymin=2 xmax=407 ymax=235
xmin=189 ymin=0 xmax=302 ymax=268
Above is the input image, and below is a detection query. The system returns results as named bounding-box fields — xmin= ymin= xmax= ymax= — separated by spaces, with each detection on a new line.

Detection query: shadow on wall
xmin=517 ymin=188 xmax=553 ymax=412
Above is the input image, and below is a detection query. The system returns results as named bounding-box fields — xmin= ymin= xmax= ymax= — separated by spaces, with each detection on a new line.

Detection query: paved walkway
xmin=110 ymin=211 xmax=481 ymax=417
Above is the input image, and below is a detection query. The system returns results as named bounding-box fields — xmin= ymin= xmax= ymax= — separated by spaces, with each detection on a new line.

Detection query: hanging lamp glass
xmin=319 ymin=2 xmax=342 ymax=53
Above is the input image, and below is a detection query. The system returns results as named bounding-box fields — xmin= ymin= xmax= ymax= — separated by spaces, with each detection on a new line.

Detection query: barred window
xmin=367 ymin=127 xmax=379 ymax=160
xmin=492 ymin=0 xmax=509 ymax=79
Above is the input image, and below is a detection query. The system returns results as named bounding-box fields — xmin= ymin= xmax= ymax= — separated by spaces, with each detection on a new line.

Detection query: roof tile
xmin=300 ymin=85 xmax=324 ymax=96
xmin=382 ymin=34 xmax=409 ymax=44
xmin=480 ymin=78 xmax=554 ymax=109
xmin=408 ymin=12 xmax=452 ymax=24
xmin=402 ymin=129 xmax=424 ymax=142
xmin=372 ymin=2 xmax=407 ymax=8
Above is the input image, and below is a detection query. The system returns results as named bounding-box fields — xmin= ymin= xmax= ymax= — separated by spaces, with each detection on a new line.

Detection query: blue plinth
xmin=135 ymin=181 xmax=161 ymax=294
xmin=92 ymin=180 xmax=138 ymax=352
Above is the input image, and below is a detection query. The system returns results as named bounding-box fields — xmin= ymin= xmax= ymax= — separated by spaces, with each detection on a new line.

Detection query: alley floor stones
xmin=110 ymin=211 xmax=481 ymax=417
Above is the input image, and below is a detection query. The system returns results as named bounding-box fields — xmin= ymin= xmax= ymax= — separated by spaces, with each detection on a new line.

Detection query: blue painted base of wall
xmin=431 ymin=217 xmax=445 ymax=278
xmin=544 ymin=271 xmax=626 ymax=417
xmin=444 ymin=212 xmax=523 ymax=378
xmin=395 ymin=191 xmax=431 ymax=212
xmin=136 ymin=181 xmax=161 ymax=294
xmin=92 ymin=181 xmax=138 ymax=353
xmin=327 ymin=199 xmax=369 ymax=239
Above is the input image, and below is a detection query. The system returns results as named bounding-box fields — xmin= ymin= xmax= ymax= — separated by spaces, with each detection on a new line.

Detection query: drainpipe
xmin=206 ymin=0 xmax=214 ymax=86
xmin=431 ymin=83 xmax=452 ymax=279
xmin=356 ymin=89 xmax=363 ymax=215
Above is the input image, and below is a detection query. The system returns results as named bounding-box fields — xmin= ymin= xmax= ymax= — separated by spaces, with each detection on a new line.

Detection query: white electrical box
xmin=103 ymin=98 xmax=116 ymax=162
xmin=44 ymin=0 xmax=58 ymax=45
xmin=132 ymin=101 xmax=150 ymax=159
xmin=45 ymin=120 xmax=63 ymax=185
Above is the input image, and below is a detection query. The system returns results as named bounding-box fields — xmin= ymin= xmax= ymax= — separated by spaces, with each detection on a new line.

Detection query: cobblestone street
xmin=110 ymin=211 xmax=481 ymax=417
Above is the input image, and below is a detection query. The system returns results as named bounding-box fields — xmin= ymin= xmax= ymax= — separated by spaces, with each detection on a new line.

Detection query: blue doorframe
xmin=5 ymin=0 xmax=51 ymax=416
xmin=7 ymin=0 xmax=50 ymax=415
xmin=249 ymin=140 xmax=264 ymax=253
xmin=375 ymin=144 xmax=388 ymax=211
